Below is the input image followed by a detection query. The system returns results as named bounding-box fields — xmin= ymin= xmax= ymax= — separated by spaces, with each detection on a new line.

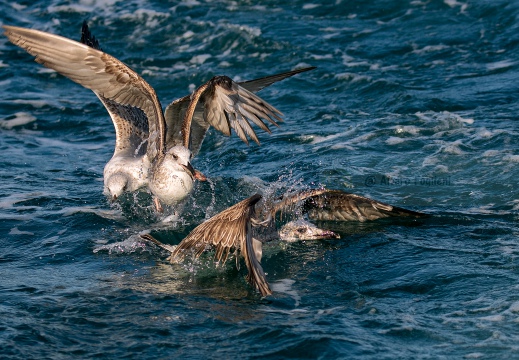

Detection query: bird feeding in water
xmin=142 ymin=189 xmax=428 ymax=296
xmin=3 ymin=22 xmax=315 ymax=211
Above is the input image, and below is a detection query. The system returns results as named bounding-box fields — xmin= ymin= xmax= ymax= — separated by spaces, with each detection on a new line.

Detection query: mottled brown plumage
xmin=3 ymin=24 xmax=315 ymax=204
xmin=141 ymin=189 xmax=427 ymax=296
xmin=165 ymin=68 xmax=314 ymax=156
xmin=271 ymin=189 xmax=427 ymax=222
xmin=169 ymin=194 xmax=271 ymax=296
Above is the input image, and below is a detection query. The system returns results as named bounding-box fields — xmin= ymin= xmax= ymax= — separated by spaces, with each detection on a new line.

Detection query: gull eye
xmin=172 ymin=154 xmax=178 ymax=160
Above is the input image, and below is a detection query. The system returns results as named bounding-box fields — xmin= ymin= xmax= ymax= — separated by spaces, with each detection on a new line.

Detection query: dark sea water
xmin=2 ymin=0 xmax=519 ymax=358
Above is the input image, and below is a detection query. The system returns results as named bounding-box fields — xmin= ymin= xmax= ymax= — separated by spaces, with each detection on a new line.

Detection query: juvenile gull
xmin=3 ymin=23 xmax=314 ymax=209
xmin=141 ymin=189 xmax=428 ymax=296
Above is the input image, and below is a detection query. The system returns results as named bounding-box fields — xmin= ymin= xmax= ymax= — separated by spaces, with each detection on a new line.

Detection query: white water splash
xmin=0 ymin=112 xmax=36 ymax=129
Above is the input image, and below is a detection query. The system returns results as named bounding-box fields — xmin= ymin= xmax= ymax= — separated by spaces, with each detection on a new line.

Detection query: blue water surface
xmin=2 ymin=0 xmax=519 ymax=358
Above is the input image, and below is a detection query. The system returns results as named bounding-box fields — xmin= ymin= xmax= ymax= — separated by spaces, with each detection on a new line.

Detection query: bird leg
xmin=154 ymin=197 xmax=164 ymax=213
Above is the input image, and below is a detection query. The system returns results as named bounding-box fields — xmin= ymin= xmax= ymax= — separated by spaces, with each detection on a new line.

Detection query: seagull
xmin=3 ymin=23 xmax=315 ymax=209
xmin=141 ymin=189 xmax=428 ymax=296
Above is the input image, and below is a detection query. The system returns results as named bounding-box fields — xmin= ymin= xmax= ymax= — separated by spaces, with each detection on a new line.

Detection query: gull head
xmin=164 ymin=146 xmax=207 ymax=182
xmin=104 ymin=173 xmax=128 ymax=201
xmin=165 ymin=146 xmax=195 ymax=176
xmin=279 ymin=219 xmax=340 ymax=242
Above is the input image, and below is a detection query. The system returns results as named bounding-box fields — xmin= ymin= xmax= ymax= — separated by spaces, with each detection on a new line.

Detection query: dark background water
xmin=2 ymin=0 xmax=519 ymax=358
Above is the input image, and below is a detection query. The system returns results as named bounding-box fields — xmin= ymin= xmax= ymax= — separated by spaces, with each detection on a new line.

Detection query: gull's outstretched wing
xmin=169 ymin=194 xmax=272 ymax=296
xmin=271 ymin=189 xmax=428 ymax=222
xmin=164 ymin=67 xmax=315 ymax=156
xmin=78 ymin=22 xmax=148 ymax=158
xmin=3 ymin=24 xmax=165 ymax=160
xmin=164 ymin=98 xmax=207 ymax=157
xmin=140 ymin=189 xmax=426 ymax=295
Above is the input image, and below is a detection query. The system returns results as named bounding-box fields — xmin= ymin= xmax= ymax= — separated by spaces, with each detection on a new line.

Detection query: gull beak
xmin=181 ymin=162 xmax=207 ymax=182
xmin=314 ymin=229 xmax=341 ymax=240
xmin=194 ymin=169 xmax=207 ymax=181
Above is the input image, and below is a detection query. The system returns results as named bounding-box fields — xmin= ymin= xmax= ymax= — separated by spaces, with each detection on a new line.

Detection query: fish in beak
xmin=181 ymin=162 xmax=206 ymax=181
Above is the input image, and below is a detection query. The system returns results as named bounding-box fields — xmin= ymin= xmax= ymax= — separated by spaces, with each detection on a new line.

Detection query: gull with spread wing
xmin=142 ymin=189 xmax=428 ymax=296
xmin=3 ymin=23 xmax=314 ymax=210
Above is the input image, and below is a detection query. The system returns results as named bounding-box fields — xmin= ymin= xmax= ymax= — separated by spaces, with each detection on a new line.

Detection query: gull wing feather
xmin=239 ymin=66 xmax=316 ymax=92
xmin=164 ymin=67 xmax=315 ymax=156
xmin=3 ymin=25 xmax=165 ymax=160
xmin=170 ymin=194 xmax=272 ymax=296
xmin=164 ymin=96 xmax=208 ymax=156
xmin=271 ymin=189 xmax=428 ymax=222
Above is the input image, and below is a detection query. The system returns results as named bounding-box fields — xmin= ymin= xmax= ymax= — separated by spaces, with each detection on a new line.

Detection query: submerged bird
xmin=141 ymin=189 xmax=428 ymax=296
xmin=3 ymin=23 xmax=314 ymax=209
